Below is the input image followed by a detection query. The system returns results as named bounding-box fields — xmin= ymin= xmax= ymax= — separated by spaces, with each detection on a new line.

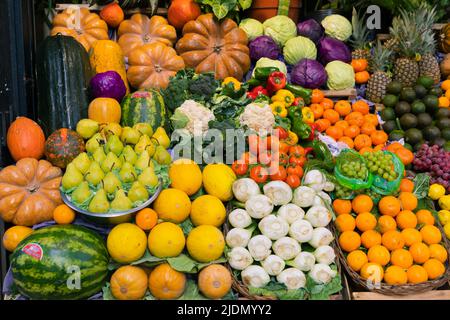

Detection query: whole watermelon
xmin=121 ymin=89 xmax=167 ymax=132
xmin=11 ymin=225 xmax=109 ymax=300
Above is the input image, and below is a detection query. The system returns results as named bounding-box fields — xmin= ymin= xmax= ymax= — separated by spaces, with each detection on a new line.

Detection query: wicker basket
xmin=333 ymin=222 xmax=450 ymax=296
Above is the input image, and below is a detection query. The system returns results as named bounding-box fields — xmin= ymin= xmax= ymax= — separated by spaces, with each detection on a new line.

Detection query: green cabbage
xmin=239 ymin=18 xmax=264 ymax=41
xmin=263 ymin=16 xmax=297 ymax=46
xmin=325 ymin=61 xmax=355 ymax=90
xmin=321 ymin=14 xmax=352 ymax=41
xmin=283 ymin=36 xmax=317 ymax=65
xmin=252 ymin=58 xmax=288 ymax=77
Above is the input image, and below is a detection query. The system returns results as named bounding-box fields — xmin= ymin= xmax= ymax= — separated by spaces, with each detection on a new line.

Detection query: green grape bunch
xmin=340 ymin=160 xmax=368 ymax=180
xmin=363 ymin=151 xmax=398 ymax=182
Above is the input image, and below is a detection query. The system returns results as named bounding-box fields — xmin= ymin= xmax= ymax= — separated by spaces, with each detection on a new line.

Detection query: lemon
xmin=187 ymin=225 xmax=225 ymax=262
xmin=190 ymin=195 xmax=226 ymax=227
xmin=444 ymin=223 xmax=450 ymax=240
xmin=429 ymin=184 xmax=446 ymax=200
xmin=148 ymin=222 xmax=186 ymax=258
xmin=439 ymin=195 xmax=450 ymax=211
xmin=438 ymin=210 xmax=450 ymax=226
xmin=107 ymin=223 xmax=147 ymax=263
xmin=202 ymin=164 xmax=236 ymax=201
xmin=153 ymin=188 xmax=191 ymax=223
xmin=169 ymin=159 xmax=203 ymax=196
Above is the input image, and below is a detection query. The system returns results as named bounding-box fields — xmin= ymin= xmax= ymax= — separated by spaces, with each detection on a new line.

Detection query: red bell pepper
xmin=247 ymin=85 xmax=269 ymax=99
xmin=266 ymin=71 xmax=286 ymax=95
xmin=292 ymin=97 xmax=304 ymax=107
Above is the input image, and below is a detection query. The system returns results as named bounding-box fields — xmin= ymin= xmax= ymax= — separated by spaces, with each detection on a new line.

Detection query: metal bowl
xmin=61 ymin=182 xmax=162 ymax=225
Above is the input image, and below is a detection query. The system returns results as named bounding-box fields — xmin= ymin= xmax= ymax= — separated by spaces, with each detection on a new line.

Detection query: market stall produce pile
xmin=1 ymin=1 xmax=450 ymax=300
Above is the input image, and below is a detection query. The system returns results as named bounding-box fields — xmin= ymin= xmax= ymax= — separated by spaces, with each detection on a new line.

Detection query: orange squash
xmin=148 ymin=263 xmax=186 ymax=300
xmin=0 ymin=158 xmax=63 ymax=226
xmin=7 ymin=117 xmax=46 ymax=162
xmin=118 ymin=14 xmax=177 ymax=57
xmin=176 ymin=13 xmax=251 ymax=81
xmin=88 ymin=98 xmax=122 ymax=123
xmin=440 ymin=23 xmax=450 ymax=54
xmin=51 ymin=7 xmax=109 ymax=51
xmin=198 ymin=264 xmax=232 ymax=299
xmin=168 ymin=0 xmax=201 ymax=30
xmin=110 ymin=266 xmax=148 ymax=300
xmin=127 ymin=43 xmax=185 ymax=90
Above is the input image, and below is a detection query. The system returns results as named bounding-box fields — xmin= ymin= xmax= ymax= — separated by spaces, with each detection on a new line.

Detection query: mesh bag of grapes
xmin=366 ymin=151 xmax=404 ymax=195
xmin=334 ymin=149 xmax=374 ymax=190
xmin=332 ymin=181 xmax=356 ymax=200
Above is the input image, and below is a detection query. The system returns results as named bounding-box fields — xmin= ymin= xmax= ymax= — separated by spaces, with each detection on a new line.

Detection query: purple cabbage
xmin=248 ymin=35 xmax=280 ymax=61
xmin=90 ymin=71 xmax=127 ymax=102
xmin=318 ymin=37 xmax=352 ymax=65
xmin=297 ymin=19 xmax=324 ymax=43
xmin=291 ymin=59 xmax=327 ymax=89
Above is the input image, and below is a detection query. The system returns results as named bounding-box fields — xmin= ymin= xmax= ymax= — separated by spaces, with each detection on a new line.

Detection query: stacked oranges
xmin=310 ymin=90 xmax=388 ymax=153
xmin=334 ymin=192 xmax=448 ymax=286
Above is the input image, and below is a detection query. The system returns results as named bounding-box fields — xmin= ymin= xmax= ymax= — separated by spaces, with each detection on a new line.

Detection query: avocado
xmin=400 ymin=87 xmax=416 ymax=103
xmin=423 ymin=125 xmax=441 ymax=141
xmin=389 ymin=130 xmax=405 ymax=141
xmin=436 ymin=118 xmax=450 ymax=131
xmin=399 ymin=113 xmax=418 ymax=129
xmin=382 ymin=94 xmax=399 ymax=108
xmin=417 ymin=76 xmax=434 ymax=89
xmin=436 ymin=108 xmax=450 ymax=119
xmin=395 ymin=101 xmax=411 ymax=116
xmin=423 ymin=95 xmax=439 ymax=114
xmin=404 ymin=128 xmax=423 ymax=145
xmin=382 ymin=120 xmax=397 ymax=133
xmin=413 ymin=85 xmax=428 ymax=98
xmin=417 ymin=113 xmax=433 ymax=128
xmin=411 ymin=100 xmax=426 ymax=114
xmin=381 ymin=107 xmax=396 ymax=121
xmin=442 ymin=128 xmax=450 ymax=141
xmin=386 ymin=81 xmax=403 ymax=95
xmin=432 ymin=137 xmax=446 ymax=148
xmin=428 ymin=87 xmax=443 ymax=97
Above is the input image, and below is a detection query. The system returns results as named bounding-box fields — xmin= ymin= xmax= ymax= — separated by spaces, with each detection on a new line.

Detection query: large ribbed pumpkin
xmin=440 ymin=23 xmax=450 ymax=54
xmin=44 ymin=129 xmax=85 ymax=169
xmin=7 ymin=117 xmax=46 ymax=161
xmin=176 ymin=13 xmax=251 ymax=80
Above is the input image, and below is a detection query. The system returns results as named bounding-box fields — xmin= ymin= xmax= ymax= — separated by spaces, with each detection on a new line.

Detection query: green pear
xmin=93 ymin=148 xmax=106 ymax=164
xmin=138 ymin=167 xmax=158 ymax=188
xmin=101 ymin=152 xmax=123 ymax=173
xmin=121 ymin=127 xmax=141 ymax=145
xmin=62 ymin=163 xmax=84 ymax=190
xmin=153 ymin=145 xmax=172 ymax=165
xmin=135 ymin=150 xmax=151 ymax=170
xmin=101 ymin=122 xmax=122 ymax=138
xmin=152 ymin=127 xmax=170 ymax=149
xmin=120 ymin=145 xmax=138 ymax=165
xmin=134 ymin=134 xmax=152 ymax=154
xmin=88 ymin=189 xmax=110 ymax=213
xmin=71 ymin=181 xmax=92 ymax=204
xmin=119 ymin=162 xmax=137 ymax=183
xmin=128 ymin=181 xmax=149 ymax=203
xmin=85 ymin=162 xmax=105 ymax=185
xmin=133 ymin=123 xmax=153 ymax=137
xmin=76 ymin=119 xmax=99 ymax=139
xmin=85 ymin=133 xmax=105 ymax=154
xmin=105 ymin=135 xmax=124 ymax=156
xmin=102 ymin=172 xmax=121 ymax=194
xmin=72 ymin=152 xmax=91 ymax=175
xmin=110 ymin=189 xmax=133 ymax=211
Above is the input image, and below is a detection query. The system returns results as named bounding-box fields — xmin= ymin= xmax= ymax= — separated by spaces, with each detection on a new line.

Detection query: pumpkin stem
xmin=155 ymin=64 xmax=163 ymax=73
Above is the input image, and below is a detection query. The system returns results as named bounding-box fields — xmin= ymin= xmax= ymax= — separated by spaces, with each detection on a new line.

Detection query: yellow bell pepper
xmin=285 ymin=130 xmax=299 ymax=146
xmin=270 ymin=101 xmax=288 ymax=118
xmin=302 ymin=107 xmax=315 ymax=124
xmin=222 ymin=77 xmax=241 ymax=91
xmin=271 ymin=89 xmax=295 ymax=107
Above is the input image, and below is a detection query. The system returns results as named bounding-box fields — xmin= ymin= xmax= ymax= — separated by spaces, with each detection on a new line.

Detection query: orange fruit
xmin=386 ymin=142 xmax=404 ymax=153
xmin=333 ymin=199 xmax=352 ymax=216
xmin=345 ymin=112 xmax=364 ymax=127
xmin=378 ymin=196 xmax=401 ymax=217
xmin=442 ymin=79 xmax=450 ymax=91
xmin=390 ymin=249 xmax=413 ymax=268
xmin=420 ymin=225 xmax=442 ymax=245
xmin=351 ymin=59 xmax=369 ymax=72
xmin=360 ymin=262 xmax=384 ymax=282
xmin=335 ymin=214 xmax=356 ymax=232
xmin=320 ymin=98 xmax=334 ymax=110
xmin=136 ymin=208 xmax=159 ymax=231
xmin=384 ymin=266 xmax=408 ymax=285
xmin=338 ymin=136 xmax=354 ymax=149
xmin=439 ymin=96 xmax=450 ymax=108
xmin=315 ymin=119 xmax=331 ymax=132
xmin=352 ymin=100 xmax=370 ymax=115
xmin=326 ymin=126 xmax=344 ymax=141
xmin=355 ymin=71 xmax=370 ymax=84
xmin=429 ymin=244 xmax=448 ymax=263
xmin=359 ymin=147 xmax=374 ymax=155
xmin=344 ymin=125 xmax=360 ymax=138
xmin=334 ymin=100 xmax=352 ymax=116
xmin=311 ymin=89 xmax=325 ymax=104
xmin=53 ymin=204 xmax=76 ymax=225
xmin=398 ymin=192 xmax=418 ymax=211
xmin=378 ymin=215 xmax=397 ymax=234
xmin=2 ymin=226 xmax=33 ymax=252
xmin=347 ymin=250 xmax=368 ymax=272
xmin=310 ymin=103 xmax=324 ymax=119
xmin=323 ymin=109 xmax=340 ymax=124
xmin=401 ymin=228 xmax=422 ymax=246
xmin=339 ymin=231 xmax=361 ymax=253
xmin=367 ymin=245 xmax=390 ymax=266
xmin=381 ymin=230 xmax=405 ymax=251
xmin=354 ymin=134 xmax=372 ymax=151
xmin=399 ymin=179 xmax=414 ymax=193
xmin=407 ymin=265 xmax=428 ymax=284
xmin=395 ymin=148 xmax=414 ymax=166
xmin=415 ymin=209 xmax=435 ymax=226
xmin=446 ymin=89 xmax=450 ymax=100
xmin=352 ymin=194 xmax=374 ymax=214
xmin=335 ymin=120 xmax=350 ymax=130
xmin=423 ymin=259 xmax=445 ymax=280
xmin=364 ymin=114 xmax=379 ymax=126
xmin=373 ymin=144 xmax=384 ymax=151
xmin=370 ymin=131 xmax=388 ymax=146
xmin=360 ymin=123 xmax=376 ymax=136
xmin=356 ymin=212 xmax=377 ymax=232
xmin=361 ymin=230 xmax=382 ymax=249
xmin=409 ymin=242 xmax=430 ymax=264
xmin=396 ymin=210 xmax=418 ymax=230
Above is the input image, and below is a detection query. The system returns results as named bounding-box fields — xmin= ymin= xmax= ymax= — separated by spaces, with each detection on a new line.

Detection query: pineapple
xmin=366 ymin=41 xmax=393 ymax=104
xmin=349 ymin=8 xmax=372 ymax=61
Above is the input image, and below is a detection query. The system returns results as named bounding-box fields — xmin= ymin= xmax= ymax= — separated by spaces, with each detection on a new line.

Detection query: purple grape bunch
xmin=413 ymin=144 xmax=450 ymax=192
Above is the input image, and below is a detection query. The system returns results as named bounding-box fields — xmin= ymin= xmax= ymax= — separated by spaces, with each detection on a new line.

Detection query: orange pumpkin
xmin=7 ymin=117 xmax=46 ymax=162
xmin=127 ymin=43 xmax=185 ymax=90
xmin=176 ymin=13 xmax=251 ymax=80
xmin=88 ymin=98 xmax=122 ymax=123
xmin=0 ymin=158 xmax=63 ymax=226
xmin=148 ymin=263 xmax=186 ymax=300
xmin=168 ymin=0 xmax=201 ymax=30
xmin=51 ymin=8 xmax=109 ymax=51
xmin=118 ymin=14 xmax=177 ymax=57
xmin=110 ymin=266 xmax=148 ymax=300
xmin=440 ymin=23 xmax=450 ymax=54
xmin=198 ymin=264 xmax=232 ymax=299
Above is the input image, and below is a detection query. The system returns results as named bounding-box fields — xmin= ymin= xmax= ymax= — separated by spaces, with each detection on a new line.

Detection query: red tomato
xmin=289 ymin=146 xmax=305 ymax=157
xmin=248 ymin=134 xmax=259 ymax=155
xmin=287 ymin=164 xmax=304 ymax=178
xmin=286 ymin=175 xmax=301 ymax=188
xmin=289 ymin=155 xmax=306 ymax=167
xmin=232 ymin=161 xmax=248 ymax=176
xmin=276 ymin=152 xmax=289 ymax=166
xmin=274 ymin=127 xmax=288 ymax=140
xmin=278 ymin=141 xmax=291 ymax=154
xmin=258 ymin=151 xmax=272 ymax=165
xmin=269 ymin=166 xmax=287 ymax=181
xmin=250 ymin=165 xmax=269 ymax=183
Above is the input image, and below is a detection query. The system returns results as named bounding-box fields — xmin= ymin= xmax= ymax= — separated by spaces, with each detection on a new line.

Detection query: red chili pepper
xmin=304 ymin=147 xmax=314 ymax=156
xmin=307 ymin=123 xmax=318 ymax=141
xmin=247 ymin=85 xmax=269 ymax=99
xmin=266 ymin=71 xmax=286 ymax=94
xmin=292 ymin=97 xmax=304 ymax=107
